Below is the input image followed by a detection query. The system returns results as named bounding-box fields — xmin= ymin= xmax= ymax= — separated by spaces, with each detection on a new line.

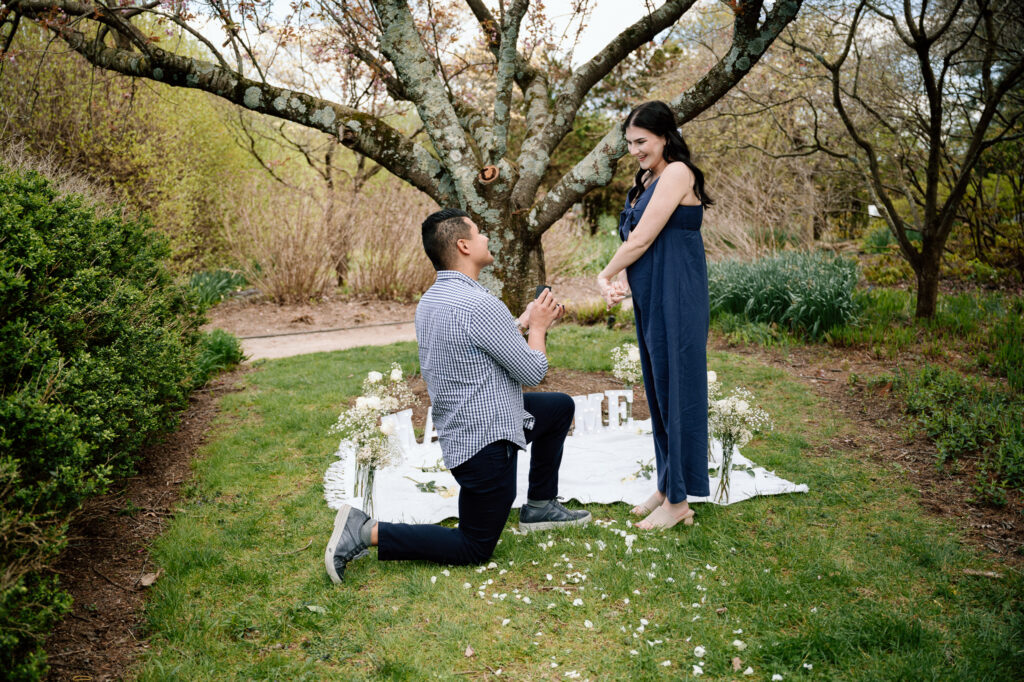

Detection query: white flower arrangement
xmin=708 ymin=386 xmax=773 ymax=503
xmin=329 ymin=362 xmax=414 ymax=515
xmin=611 ymin=343 xmax=643 ymax=387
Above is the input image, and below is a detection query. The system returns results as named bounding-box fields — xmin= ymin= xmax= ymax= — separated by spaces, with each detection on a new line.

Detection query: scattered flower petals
xmin=584 ymin=620 xmax=593 ymax=629
xmin=572 ymin=598 xmax=583 ymax=606
xmin=430 ymin=576 xmax=437 ymax=584
xmin=692 ymin=665 xmax=704 ymax=676
xmin=694 ymin=646 xmax=706 ymax=657
xmin=803 ymin=663 xmax=813 ymax=670
xmin=661 ymin=660 xmax=672 ymax=667
xmin=733 ymin=640 xmax=747 ymax=650
xmin=772 ymin=675 xmax=783 ymax=681
xmin=501 ymin=619 xmax=510 ymax=626
xmin=744 ymin=666 xmax=754 ymax=675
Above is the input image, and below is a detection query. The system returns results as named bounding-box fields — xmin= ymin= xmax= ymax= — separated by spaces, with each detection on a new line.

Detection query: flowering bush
xmin=611 ymin=343 xmax=643 ymax=387
xmin=709 ymin=387 xmax=773 ymax=502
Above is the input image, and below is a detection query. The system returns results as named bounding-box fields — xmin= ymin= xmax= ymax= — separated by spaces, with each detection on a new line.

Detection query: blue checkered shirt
xmin=415 ymin=271 xmax=548 ymax=469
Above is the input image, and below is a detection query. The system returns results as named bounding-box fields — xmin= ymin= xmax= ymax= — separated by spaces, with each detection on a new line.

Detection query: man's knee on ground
xmin=457 ymin=537 xmax=498 ymax=566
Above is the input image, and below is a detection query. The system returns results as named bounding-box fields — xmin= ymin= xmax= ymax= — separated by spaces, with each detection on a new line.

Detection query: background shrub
xmin=194 ymin=330 xmax=246 ymax=387
xmin=190 ymin=270 xmax=248 ymax=308
xmin=708 ymin=251 xmax=859 ymax=339
xmin=0 ymin=166 xmax=205 ymax=678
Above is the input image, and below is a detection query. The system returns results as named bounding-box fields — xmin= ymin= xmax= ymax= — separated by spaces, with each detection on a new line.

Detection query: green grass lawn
xmin=136 ymin=326 xmax=1023 ymax=680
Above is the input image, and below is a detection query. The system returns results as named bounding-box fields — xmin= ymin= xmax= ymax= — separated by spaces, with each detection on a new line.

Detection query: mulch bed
xmin=43 ymin=369 xmax=248 ymax=682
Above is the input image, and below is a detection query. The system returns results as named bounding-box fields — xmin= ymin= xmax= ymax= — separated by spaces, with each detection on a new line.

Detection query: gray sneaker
xmin=324 ymin=504 xmax=370 ymax=583
xmin=519 ymin=499 xmax=592 ymax=533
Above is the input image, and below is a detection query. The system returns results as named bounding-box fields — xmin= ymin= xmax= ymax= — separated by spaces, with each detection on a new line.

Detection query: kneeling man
xmin=326 ymin=208 xmax=590 ymax=582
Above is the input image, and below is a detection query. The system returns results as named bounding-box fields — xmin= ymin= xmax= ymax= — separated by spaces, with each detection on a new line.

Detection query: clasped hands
xmin=597 ymin=274 xmax=628 ymax=307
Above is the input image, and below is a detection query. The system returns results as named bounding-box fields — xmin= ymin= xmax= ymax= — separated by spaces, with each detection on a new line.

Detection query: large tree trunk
xmin=468 ymin=201 xmax=545 ymax=314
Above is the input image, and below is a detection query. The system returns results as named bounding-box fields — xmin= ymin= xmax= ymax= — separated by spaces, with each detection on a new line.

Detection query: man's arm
xmin=468 ymin=294 xmax=561 ymax=387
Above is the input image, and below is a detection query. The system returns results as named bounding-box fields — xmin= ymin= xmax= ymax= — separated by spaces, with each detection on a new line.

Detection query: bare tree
xmin=783 ymin=0 xmax=1024 ymax=318
xmin=1 ymin=0 xmax=803 ymax=308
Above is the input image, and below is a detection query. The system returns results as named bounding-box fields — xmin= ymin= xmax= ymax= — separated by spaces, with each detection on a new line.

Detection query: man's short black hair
xmin=422 ymin=208 xmax=472 ymax=271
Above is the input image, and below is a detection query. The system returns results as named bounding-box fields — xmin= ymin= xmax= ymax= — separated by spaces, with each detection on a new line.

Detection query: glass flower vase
xmin=354 ymin=462 xmax=377 ymax=518
xmin=714 ymin=435 xmax=735 ymax=504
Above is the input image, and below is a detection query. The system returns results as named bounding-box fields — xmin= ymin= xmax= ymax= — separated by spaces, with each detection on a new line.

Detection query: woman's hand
xmin=598 ymin=273 xmax=628 ymax=307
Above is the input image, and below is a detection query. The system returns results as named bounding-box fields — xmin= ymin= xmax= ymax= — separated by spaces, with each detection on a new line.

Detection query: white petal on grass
xmin=692 ymin=665 xmax=704 ymax=676
xmin=744 ymin=667 xmax=754 ymax=675
xmin=501 ymin=618 xmax=510 ymax=626
xmin=733 ymin=640 xmax=747 ymax=650
xmin=584 ymin=620 xmax=594 ymax=629
xmin=694 ymin=645 xmax=706 ymax=657
xmin=661 ymin=660 xmax=672 ymax=667
xmin=772 ymin=675 xmax=784 ymax=681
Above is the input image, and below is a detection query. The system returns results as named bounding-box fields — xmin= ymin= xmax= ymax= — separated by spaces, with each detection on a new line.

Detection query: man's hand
xmin=529 ymin=289 xmax=565 ymax=332
xmin=516 ymin=301 xmax=534 ymax=330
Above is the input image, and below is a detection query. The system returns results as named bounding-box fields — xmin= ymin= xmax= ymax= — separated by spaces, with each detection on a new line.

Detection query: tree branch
xmin=374 ymin=0 xmax=477 ymax=204
xmin=489 ymin=0 xmax=528 ymax=165
xmin=528 ymin=0 xmax=804 ymax=234
xmin=12 ymin=0 xmax=454 ymax=205
xmin=514 ymin=0 xmax=693 ymax=208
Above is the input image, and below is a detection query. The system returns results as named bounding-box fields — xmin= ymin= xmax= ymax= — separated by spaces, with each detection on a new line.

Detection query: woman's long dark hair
xmin=623 ymin=101 xmax=714 ymax=208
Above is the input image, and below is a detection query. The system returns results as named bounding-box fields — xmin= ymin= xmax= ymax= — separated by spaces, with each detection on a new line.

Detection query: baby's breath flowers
xmin=611 ymin=343 xmax=643 ymax=387
xmin=330 ymin=363 xmax=414 ymax=515
xmin=708 ymin=387 xmax=773 ymax=502
xmin=611 ymin=343 xmax=642 ymax=424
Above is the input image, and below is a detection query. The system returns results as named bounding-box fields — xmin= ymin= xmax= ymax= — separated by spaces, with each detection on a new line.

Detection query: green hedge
xmin=709 ymin=251 xmax=860 ymax=339
xmin=0 ymin=167 xmax=206 ymax=679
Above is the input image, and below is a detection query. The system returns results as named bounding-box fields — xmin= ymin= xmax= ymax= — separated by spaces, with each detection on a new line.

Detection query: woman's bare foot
xmin=631 ymin=491 xmax=665 ymax=516
xmin=636 ymin=500 xmax=694 ymax=530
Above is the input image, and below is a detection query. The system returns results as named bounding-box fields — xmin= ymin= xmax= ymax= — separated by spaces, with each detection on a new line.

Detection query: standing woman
xmin=598 ymin=101 xmax=712 ymax=530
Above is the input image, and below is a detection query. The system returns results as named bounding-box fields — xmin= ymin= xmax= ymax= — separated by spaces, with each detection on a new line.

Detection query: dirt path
xmin=239 ymin=321 xmax=418 ymax=360
xmin=207 ymin=276 xmax=617 ymax=360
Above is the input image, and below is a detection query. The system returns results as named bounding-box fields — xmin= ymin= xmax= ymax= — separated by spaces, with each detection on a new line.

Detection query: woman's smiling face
xmin=624 ymin=125 xmax=667 ymax=173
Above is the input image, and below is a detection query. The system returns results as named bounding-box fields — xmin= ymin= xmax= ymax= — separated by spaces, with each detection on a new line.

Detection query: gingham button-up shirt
xmin=415 ymin=271 xmax=548 ymax=469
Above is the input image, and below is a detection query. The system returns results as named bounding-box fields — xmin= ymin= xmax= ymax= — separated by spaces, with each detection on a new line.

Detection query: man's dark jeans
xmin=377 ymin=392 xmax=574 ymax=565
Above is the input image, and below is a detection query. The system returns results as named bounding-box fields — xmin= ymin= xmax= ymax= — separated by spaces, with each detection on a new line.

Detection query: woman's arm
xmin=598 ymin=162 xmax=695 ymax=304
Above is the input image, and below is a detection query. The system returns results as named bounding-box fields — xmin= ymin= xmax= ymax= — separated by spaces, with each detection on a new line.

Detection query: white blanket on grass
xmin=323 ymin=393 xmax=808 ymax=523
